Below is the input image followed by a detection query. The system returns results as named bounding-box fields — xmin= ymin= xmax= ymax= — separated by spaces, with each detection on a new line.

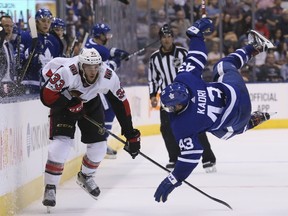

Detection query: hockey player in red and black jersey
xmin=40 ymin=47 xmax=140 ymax=209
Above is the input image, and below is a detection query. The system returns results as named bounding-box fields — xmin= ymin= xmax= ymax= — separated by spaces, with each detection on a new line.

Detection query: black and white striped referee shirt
xmin=148 ymin=44 xmax=187 ymax=98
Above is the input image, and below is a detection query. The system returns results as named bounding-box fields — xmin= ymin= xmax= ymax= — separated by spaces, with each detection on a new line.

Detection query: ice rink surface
xmin=18 ymin=129 xmax=288 ymax=216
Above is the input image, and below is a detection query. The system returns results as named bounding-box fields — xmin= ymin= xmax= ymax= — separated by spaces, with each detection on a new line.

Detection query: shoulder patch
xmin=69 ymin=64 xmax=78 ymax=75
xmin=104 ymin=68 xmax=112 ymax=79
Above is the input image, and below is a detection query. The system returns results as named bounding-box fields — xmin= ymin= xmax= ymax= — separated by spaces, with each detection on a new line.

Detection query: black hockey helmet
xmin=159 ymin=24 xmax=174 ymax=38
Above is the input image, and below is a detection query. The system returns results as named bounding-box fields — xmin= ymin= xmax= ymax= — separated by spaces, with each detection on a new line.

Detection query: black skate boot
xmin=76 ymin=171 xmax=100 ymax=199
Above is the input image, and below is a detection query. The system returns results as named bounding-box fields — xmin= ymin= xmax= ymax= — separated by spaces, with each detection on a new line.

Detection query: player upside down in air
xmin=154 ymin=17 xmax=274 ymax=203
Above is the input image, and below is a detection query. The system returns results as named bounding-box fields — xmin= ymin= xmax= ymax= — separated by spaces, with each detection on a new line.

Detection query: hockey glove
xmin=186 ymin=17 xmax=214 ymax=38
xmin=66 ymin=97 xmax=84 ymax=120
xmin=124 ymin=129 xmax=141 ymax=159
xmin=109 ymin=57 xmax=121 ymax=70
xmin=154 ymin=173 xmax=182 ymax=203
xmin=110 ymin=47 xmax=129 ymax=60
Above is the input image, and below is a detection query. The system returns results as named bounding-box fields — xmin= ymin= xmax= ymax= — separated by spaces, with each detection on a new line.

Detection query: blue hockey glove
xmin=154 ymin=173 xmax=182 ymax=202
xmin=109 ymin=57 xmax=121 ymax=70
xmin=124 ymin=129 xmax=141 ymax=159
xmin=186 ymin=17 xmax=214 ymax=38
xmin=110 ymin=47 xmax=129 ymax=60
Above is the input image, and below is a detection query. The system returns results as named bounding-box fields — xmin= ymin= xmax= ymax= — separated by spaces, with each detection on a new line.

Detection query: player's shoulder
xmin=99 ymin=63 xmax=118 ymax=81
xmin=150 ymin=49 xmax=161 ymax=59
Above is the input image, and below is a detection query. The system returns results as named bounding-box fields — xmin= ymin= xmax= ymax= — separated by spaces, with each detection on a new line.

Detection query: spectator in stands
xmin=223 ymin=0 xmax=243 ymax=28
xmin=173 ymin=0 xmax=191 ymax=20
xmin=280 ymin=53 xmax=288 ymax=81
xmin=17 ymin=8 xmax=61 ymax=94
xmin=165 ymin=0 xmax=177 ymax=22
xmin=136 ymin=11 xmax=149 ymax=51
xmin=255 ymin=16 xmax=270 ymax=40
xmin=142 ymin=23 xmax=160 ymax=65
xmin=236 ymin=13 xmax=252 ymax=38
xmin=79 ymin=0 xmax=94 ymax=35
xmin=257 ymin=53 xmax=283 ymax=82
xmin=0 ymin=15 xmax=18 ymax=97
xmin=239 ymin=0 xmax=252 ymax=16
xmin=170 ymin=9 xmax=191 ymax=38
xmin=170 ymin=24 xmax=188 ymax=49
xmin=157 ymin=9 xmax=167 ymax=27
xmin=207 ymin=40 xmax=225 ymax=67
xmin=256 ymin=0 xmax=274 ymax=10
xmin=66 ymin=9 xmax=80 ymax=44
xmin=265 ymin=0 xmax=283 ymax=36
xmin=277 ymin=9 xmax=288 ymax=41
xmin=271 ymin=29 xmax=287 ymax=66
xmin=206 ymin=0 xmax=220 ymax=27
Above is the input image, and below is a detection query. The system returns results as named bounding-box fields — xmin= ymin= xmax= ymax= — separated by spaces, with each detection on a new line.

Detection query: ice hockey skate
xmin=42 ymin=184 xmax=56 ymax=213
xmin=76 ymin=171 xmax=100 ymax=199
xmin=247 ymin=30 xmax=275 ymax=54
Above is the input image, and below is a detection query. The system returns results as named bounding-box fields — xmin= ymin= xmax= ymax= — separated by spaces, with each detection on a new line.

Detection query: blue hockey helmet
xmin=35 ymin=8 xmax=53 ymax=20
xmin=92 ymin=23 xmax=112 ymax=38
xmin=160 ymin=82 xmax=190 ymax=113
xmin=51 ymin=17 xmax=66 ymax=29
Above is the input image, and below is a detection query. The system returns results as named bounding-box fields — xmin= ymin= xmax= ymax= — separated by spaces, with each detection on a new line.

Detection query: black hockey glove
xmin=124 ymin=129 xmax=141 ymax=159
xmin=66 ymin=97 xmax=84 ymax=120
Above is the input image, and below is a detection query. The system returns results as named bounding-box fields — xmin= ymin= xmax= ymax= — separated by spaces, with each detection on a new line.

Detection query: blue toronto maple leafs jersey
xmin=169 ymin=36 xmax=252 ymax=181
xmin=85 ymin=38 xmax=110 ymax=61
xmin=18 ymin=31 xmax=61 ymax=85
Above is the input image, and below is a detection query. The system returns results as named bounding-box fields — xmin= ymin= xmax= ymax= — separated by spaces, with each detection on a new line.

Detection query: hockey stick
xmin=69 ymin=37 xmax=78 ymax=57
xmin=124 ymin=40 xmax=159 ymax=61
xmin=81 ymin=32 xmax=89 ymax=49
xmin=83 ymin=114 xmax=233 ymax=210
xmin=18 ymin=17 xmax=38 ymax=84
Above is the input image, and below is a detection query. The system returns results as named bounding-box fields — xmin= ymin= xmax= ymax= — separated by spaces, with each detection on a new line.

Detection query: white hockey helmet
xmin=79 ymin=47 xmax=102 ymax=68
xmin=78 ymin=48 xmax=102 ymax=85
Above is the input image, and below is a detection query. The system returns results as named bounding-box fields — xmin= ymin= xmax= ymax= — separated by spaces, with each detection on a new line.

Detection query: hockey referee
xmin=148 ymin=23 xmax=217 ymax=172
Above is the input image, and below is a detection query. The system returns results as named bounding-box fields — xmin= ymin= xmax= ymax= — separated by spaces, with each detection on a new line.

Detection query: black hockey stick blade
xmin=82 ymin=114 xmax=233 ymax=210
xmin=118 ymin=0 xmax=129 ymax=5
xmin=0 ymin=25 xmax=5 ymax=48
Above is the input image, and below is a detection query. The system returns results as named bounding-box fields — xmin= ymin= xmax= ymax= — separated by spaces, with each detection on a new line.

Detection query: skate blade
xmin=46 ymin=206 xmax=52 ymax=214
xmin=76 ymin=180 xmax=98 ymax=200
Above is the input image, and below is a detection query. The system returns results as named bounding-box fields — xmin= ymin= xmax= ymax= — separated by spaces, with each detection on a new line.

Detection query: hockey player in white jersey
xmin=40 ymin=48 xmax=140 ymax=209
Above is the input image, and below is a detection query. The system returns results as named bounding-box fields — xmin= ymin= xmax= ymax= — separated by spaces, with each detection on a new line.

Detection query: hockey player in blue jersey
xmin=18 ymin=8 xmax=62 ymax=94
xmin=85 ymin=23 xmax=130 ymax=158
xmin=154 ymin=17 xmax=274 ymax=203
